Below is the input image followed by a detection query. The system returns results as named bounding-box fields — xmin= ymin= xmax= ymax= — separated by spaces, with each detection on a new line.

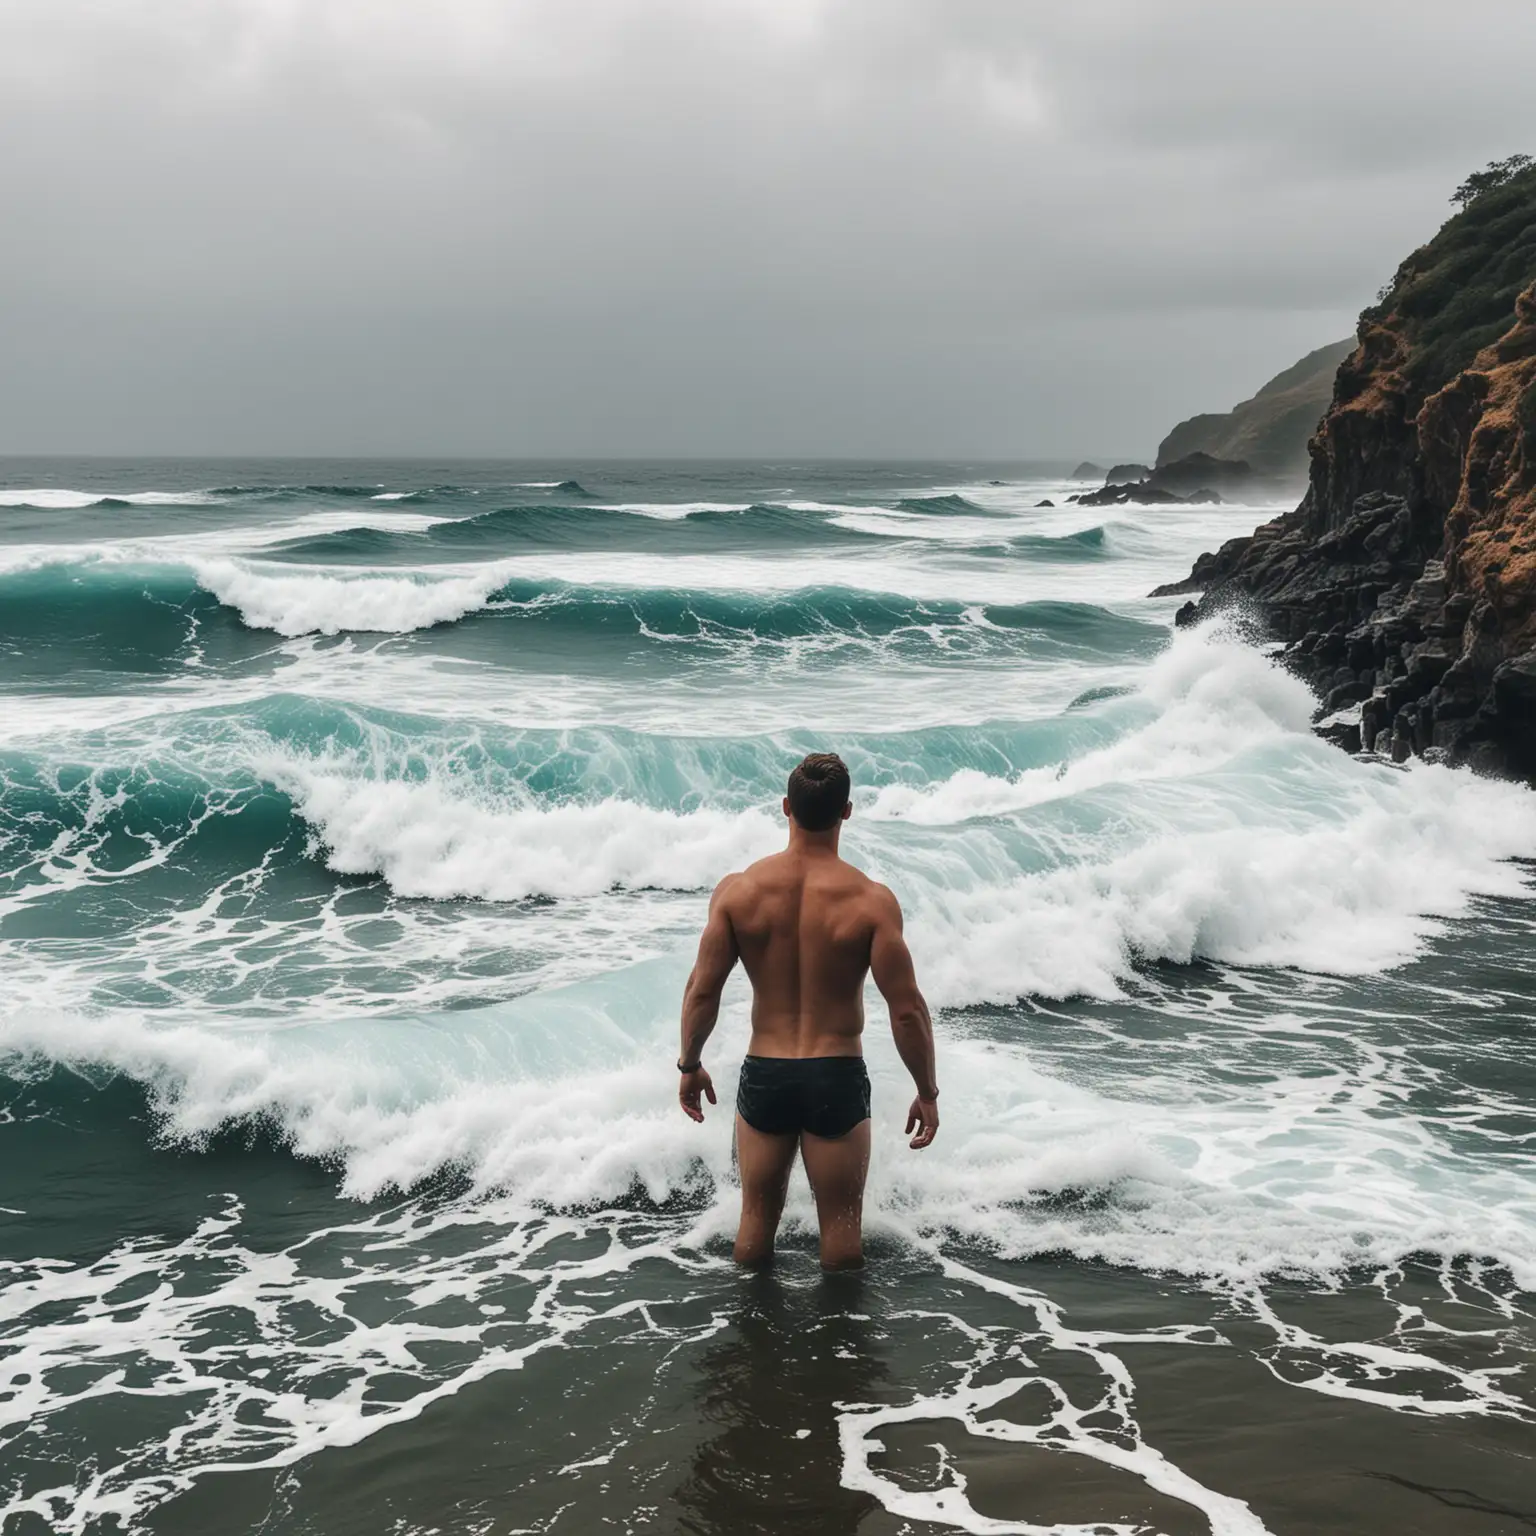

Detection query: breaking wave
xmin=5 ymin=625 xmax=1533 ymax=989
xmin=0 ymin=558 xmax=1167 ymax=652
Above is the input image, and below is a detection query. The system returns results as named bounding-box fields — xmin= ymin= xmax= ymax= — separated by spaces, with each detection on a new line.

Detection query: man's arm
xmin=677 ymin=876 xmax=740 ymax=1122
xmin=869 ymin=885 xmax=939 ymax=1149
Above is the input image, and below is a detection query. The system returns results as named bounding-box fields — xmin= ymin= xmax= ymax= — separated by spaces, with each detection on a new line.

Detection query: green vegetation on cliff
xmin=1367 ymin=161 xmax=1536 ymax=395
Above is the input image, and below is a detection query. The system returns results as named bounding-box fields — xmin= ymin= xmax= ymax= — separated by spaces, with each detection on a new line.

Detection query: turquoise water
xmin=1 ymin=461 xmax=1533 ymax=1534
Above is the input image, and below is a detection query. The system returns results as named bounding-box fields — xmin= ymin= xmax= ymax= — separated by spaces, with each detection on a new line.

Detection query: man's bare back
xmin=676 ymin=753 xmax=939 ymax=1270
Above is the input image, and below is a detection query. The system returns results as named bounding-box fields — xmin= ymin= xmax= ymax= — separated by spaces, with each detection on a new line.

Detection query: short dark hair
xmin=787 ymin=752 xmax=850 ymax=831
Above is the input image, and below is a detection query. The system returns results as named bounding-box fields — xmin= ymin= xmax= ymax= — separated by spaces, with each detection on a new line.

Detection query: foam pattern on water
xmin=1 ymin=1166 xmax=1528 ymax=1534
xmin=3 ymin=469 xmax=1535 ymax=1534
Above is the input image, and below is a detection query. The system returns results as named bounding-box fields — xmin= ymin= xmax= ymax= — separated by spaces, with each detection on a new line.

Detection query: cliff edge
xmin=1156 ymin=337 xmax=1354 ymax=481
xmin=1158 ymin=161 xmax=1536 ymax=777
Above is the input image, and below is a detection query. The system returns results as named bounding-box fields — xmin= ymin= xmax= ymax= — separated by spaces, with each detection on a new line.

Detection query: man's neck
xmin=786 ymin=822 xmax=841 ymax=858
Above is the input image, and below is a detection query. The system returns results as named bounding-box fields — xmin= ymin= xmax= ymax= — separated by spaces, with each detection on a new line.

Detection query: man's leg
xmin=799 ymin=1120 xmax=871 ymax=1271
xmin=733 ymin=1114 xmax=798 ymax=1267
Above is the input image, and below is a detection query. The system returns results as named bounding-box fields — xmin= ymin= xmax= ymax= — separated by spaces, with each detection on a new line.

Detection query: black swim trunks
xmin=736 ymin=1055 xmax=871 ymax=1139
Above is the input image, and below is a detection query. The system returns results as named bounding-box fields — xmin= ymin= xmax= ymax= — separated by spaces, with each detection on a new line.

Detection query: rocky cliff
xmin=1158 ymin=163 xmax=1536 ymax=778
xmin=1157 ymin=338 xmax=1355 ymax=480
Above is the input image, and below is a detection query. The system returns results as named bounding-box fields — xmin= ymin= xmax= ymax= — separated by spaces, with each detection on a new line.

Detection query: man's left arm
xmin=678 ymin=876 xmax=739 ymax=1122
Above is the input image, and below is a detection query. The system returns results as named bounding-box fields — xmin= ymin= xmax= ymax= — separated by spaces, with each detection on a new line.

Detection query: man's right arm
xmin=869 ymin=885 xmax=939 ymax=1149
xmin=676 ymin=876 xmax=739 ymax=1123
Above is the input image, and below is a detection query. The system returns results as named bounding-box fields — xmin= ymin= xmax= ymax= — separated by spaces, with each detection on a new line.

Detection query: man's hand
xmin=905 ymin=1095 xmax=939 ymax=1149
xmin=679 ymin=1067 xmax=717 ymax=1123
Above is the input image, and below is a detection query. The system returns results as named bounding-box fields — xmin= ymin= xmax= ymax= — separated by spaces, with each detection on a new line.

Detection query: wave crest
xmin=272 ymin=760 xmax=778 ymax=901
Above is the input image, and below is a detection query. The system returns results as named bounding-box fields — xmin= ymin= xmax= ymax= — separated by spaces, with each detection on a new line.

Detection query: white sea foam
xmin=593 ymin=501 xmax=752 ymax=519
xmin=4 ymin=1018 xmax=1515 ymax=1536
xmin=0 ymin=488 xmax=218 ymax=509
xmin=270 ymin=723 xmax=1536 ymax=1000
xmin=419 ymin=547 xmax=1183 ymax=608
xmin=177 ymin=545 xmax=1132 ymax=636
xmin=0 ymin=505 xmax=1248 ymax=642
xmin=8 ymin=481 xmax=1534 ymax=1535
xmin=0 ymin=509 xmax=449 ymax=579
xmin=839 ymin=1267 xmax=1276 ymax=1536
xmin=902 ymin=782 xmax=1534 ymax=1002
xmin=17 ymin=620 xmax=1525 ymax=1012
xmin=0 ymin=488 xmax=108 ymax=509
xmin=2 ymin=968 xmax=1531 ymax=1290
xmin=875 ymin=628 xmax=1536 ymax=993
xmin=780 ymin=499 xmax=881 ymax=514
xmin=223 ymin=623 xmax=1536 ymax=998
xmin=829 ymin=510 xmax=1039 ymax=542
xmin=189 ymin=557 xmax=507 ymax=636
xmin=0 ymin=1030 xmax=1524 ymax=1536
xmin=5 ymin=630 xmax=1532 ymax=1283
xmin=268 ymin=757 xmax=781 ymax=900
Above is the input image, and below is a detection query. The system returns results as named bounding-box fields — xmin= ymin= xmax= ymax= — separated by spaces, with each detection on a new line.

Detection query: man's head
xmin=785 ymin=752 xmax=852 ymax=832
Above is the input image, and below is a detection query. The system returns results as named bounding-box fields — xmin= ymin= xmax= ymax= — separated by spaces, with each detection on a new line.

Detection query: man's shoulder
xmin=713 ymin=855 xmax=780 ymax=904
xmin=826 ymin=861 xmax=899 ymax=917
xmin=719 ymin=854 xmax=895 ymax=911
xmin=733 ymin=850 xmax=787 ymax=883
xmin=836 ymin=869 xmax=899 ymax=926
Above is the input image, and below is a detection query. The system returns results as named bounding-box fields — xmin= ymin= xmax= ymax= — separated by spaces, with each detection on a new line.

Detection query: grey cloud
xmin=1 ymin=0 xmax=1532 ymax=456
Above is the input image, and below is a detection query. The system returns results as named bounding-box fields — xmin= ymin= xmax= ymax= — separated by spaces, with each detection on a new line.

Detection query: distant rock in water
xmin=1036 ymin=498 xmax=1055 ymax=508
xmin=554 ymin=479 xmax=590 ymax=495
xmin=1069 ymin=483 xmax=1219 ymax=507
xmin=1157 ymin=338 xmax=1354 ymax=484
xmin=1158 ymin=161 xmax=1536 ymax=778
xmin=1147 ymin=452 xmax=1254 ymax=496
xmin=1072 ymin=462 xmax=1104 ymax=480
xmin=1104 ymin=463 xmax=1151 ymax=486
xmin=1065 ymin=453 xmax=1239 ymax=506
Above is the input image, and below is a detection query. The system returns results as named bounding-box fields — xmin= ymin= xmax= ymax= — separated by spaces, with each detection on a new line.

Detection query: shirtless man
xmin=676 ymin=752 xmax=939 ymax=1271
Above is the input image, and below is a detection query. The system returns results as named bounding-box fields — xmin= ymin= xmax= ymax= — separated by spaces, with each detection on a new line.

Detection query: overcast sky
xmin=2 ymin=0 xmax=1532 ymax=458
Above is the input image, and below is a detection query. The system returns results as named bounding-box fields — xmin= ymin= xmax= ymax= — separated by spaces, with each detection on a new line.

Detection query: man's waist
xmin=744 ymin=1031 xmax=863 ymax=1060
xmin=743 ymin=1050 xmax=865 ymax=1064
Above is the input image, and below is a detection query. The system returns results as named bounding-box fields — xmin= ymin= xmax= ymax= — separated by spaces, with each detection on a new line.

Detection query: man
xmin=676 ymin=752 xmax=940 ymax=1271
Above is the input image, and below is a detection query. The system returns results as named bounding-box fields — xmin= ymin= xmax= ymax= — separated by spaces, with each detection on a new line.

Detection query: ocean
xmin=0 ymin=459 xmax=1532 ymax=1536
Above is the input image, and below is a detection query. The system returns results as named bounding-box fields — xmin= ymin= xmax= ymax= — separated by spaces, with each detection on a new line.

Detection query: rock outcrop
xmin=1157 ymin=338 xmax=1354 ymax=482
xmin=1070 ymin=482 xmax=1218 ymax=508
xmin=1158 ymin=164 xmax=1536 ymax=777
xmin=1104 ymin=462 xmax=1152 ymax=486
xmin=1072 ymin=461 xmax=1104 ymax=480
xmin=1148 ymin=452 xmax=1253 ymax=496
xmin=1066 ymin=453 xmax=1246 ymax=506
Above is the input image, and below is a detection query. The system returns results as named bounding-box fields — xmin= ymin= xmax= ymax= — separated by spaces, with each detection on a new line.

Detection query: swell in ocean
xmin=1 ymin=462 xmax=1533 ymax=1536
